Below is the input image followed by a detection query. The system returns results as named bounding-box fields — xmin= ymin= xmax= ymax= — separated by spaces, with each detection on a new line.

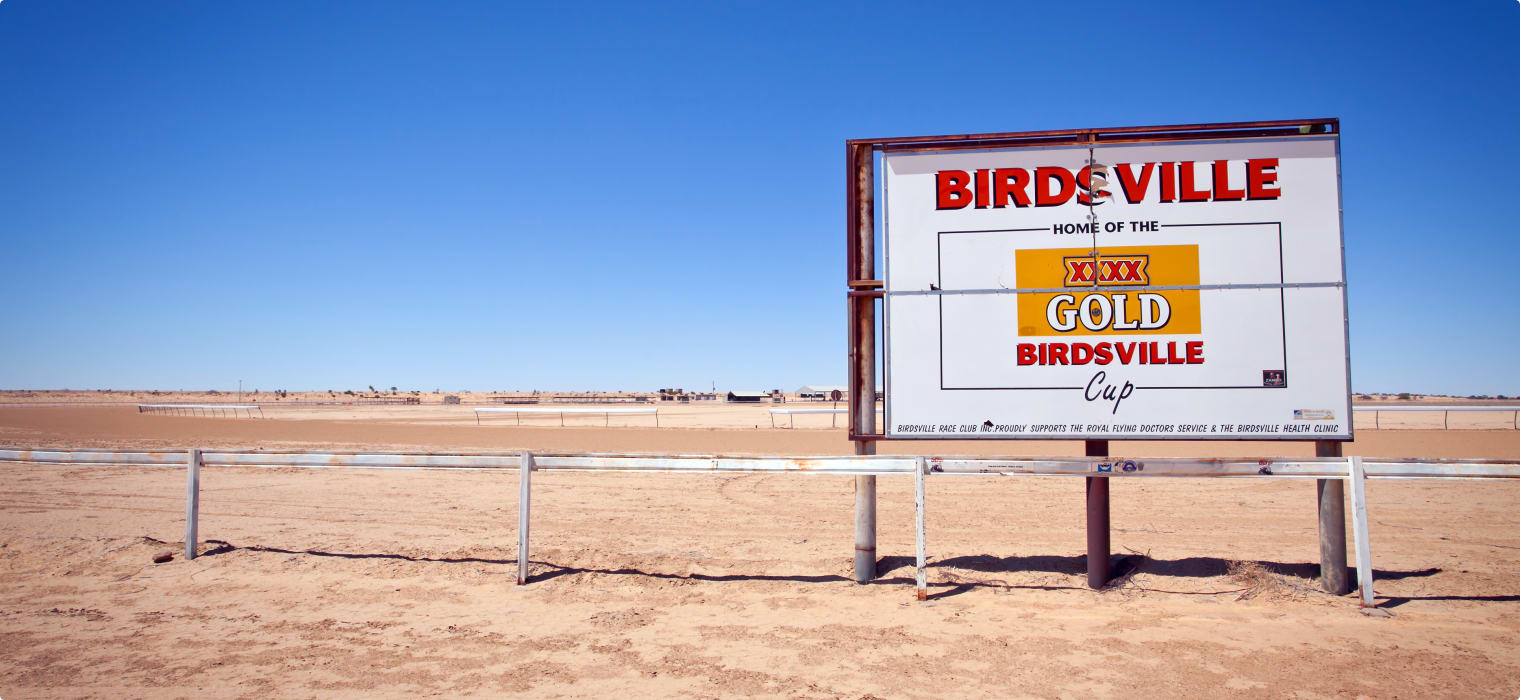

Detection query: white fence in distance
xmin=138 ymin=404 xmax=264 ymax=418
xmin=1352 ymin=405 xmax=1520 ymax=429
xmin=768 ymin=407 xmax=882 ymax=428
xmin=474 ymin=407 xmax=659 ymax=427
xmin=2 ymin=447 xmax=1519 ymax=607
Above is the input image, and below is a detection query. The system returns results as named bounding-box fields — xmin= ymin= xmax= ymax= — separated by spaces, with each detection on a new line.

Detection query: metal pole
xmin=854 ymin=468 xmax=876 ymax=583
xmin=915 ymin=457 xmax=927 ymax=601
xmin=1347 ymin=456 xmax=1374 ymax=607
xmin=1316 ymin=440 xmax=1351 ymax=595
xmin=849 ymin=141 xmax=878 ymax=584
xmin=1085 ymin=439 xmax=1109 ymax=589
xmin=518 ymin=452 xmax=532 ymax=585
xmin=185 ymin=449 xmax=201 ymax=560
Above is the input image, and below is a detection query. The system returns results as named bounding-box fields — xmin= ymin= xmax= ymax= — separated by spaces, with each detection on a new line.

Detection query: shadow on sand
xmin=197 ymin=540 xmax=1477 ymax=604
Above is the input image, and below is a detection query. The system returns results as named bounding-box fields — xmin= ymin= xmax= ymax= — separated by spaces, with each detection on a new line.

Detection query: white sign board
xmin=883 ymin=135 xmax=1350 ymax=440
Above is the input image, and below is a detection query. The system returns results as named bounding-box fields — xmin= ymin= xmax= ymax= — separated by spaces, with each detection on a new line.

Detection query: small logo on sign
xmin=1263 ymin=370 xmax=1286 ymax=387
xmin=1293 ymin=409 xmax=1335 ymax=421
xmin=1062 ymin=254 xmax=1150 ymax=287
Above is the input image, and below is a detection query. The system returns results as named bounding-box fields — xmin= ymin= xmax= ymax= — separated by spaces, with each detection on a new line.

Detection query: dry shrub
xmin=1227 ymin=560 xmax=1318 ymax=601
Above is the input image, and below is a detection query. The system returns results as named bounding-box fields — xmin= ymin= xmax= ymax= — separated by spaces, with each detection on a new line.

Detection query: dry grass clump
xmin=1226 ymin=560 xmax=1319 ymax=601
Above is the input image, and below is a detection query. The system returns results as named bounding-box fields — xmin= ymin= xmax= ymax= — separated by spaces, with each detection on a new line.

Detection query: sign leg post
xmin=1085 ymin=439 xmax=1109 ymax=589
xmin=1315 ymin=440 xmax=1351 ymax=595
xmin=847 ymin=140 xmax=878 ymax=584
xmin=854 ymin=467 xmax=877 ymax=583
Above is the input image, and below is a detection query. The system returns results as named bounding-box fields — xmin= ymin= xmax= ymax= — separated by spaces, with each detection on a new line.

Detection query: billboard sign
xmin=882 ymin=131 xmax=1350 ymax=440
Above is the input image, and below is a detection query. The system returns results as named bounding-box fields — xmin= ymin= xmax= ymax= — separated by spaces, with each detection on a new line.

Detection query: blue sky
xmin=1 ymin=2 xmax=1516 ymax=395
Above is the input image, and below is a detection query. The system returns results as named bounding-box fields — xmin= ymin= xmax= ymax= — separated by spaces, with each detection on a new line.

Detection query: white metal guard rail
xmin=1351 ymin=405 xmax=1520 ymax=429
xmin=2 ymin=447 xmax=1517 ymax=607
xmin=474 ymin=407 xmax=659 ymax=427
xmin=768 ymin=407 xmax=883 ymax=428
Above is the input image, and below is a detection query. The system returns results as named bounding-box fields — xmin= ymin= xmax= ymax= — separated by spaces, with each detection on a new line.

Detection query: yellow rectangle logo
xmin=1015 ymin=244 xmax=1200 ymax=336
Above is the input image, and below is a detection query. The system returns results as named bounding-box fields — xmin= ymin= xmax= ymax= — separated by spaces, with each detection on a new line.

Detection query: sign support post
xmin=1316 ymin=440 xmax=1350 ymax=594
xmin=1085 ymin=440 xmax=1109 ymax=588
xmin=848 ymin=141 xmax=878 ymax=583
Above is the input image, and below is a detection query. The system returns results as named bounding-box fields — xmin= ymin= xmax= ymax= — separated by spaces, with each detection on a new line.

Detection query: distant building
xmin=726 ymin=391 xmax=769 ymax=403
xmin=797 ymin=385 xmax=847 ymax=401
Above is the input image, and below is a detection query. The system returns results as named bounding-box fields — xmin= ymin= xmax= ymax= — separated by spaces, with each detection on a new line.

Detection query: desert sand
xmin=2 ymin=403 xmax=1519 ymax=697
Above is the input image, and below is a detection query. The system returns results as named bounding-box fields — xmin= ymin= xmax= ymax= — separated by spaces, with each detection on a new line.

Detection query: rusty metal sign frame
xmin=846 ymin=118 xmax=1345 ymax=442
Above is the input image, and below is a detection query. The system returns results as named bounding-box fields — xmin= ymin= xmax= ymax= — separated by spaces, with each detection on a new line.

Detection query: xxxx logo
xmin=1063 ymin=255 xmax=1150 ymax=287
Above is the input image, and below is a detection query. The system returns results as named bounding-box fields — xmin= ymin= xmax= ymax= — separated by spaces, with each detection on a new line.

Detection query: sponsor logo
xmin=1063 ymin=255 xmax=1149 ymax=286
xmin=1015 ymin=244 xmax=1201 ymax=337
xmin=1293 ymin=409 xmax=1334 ymax=420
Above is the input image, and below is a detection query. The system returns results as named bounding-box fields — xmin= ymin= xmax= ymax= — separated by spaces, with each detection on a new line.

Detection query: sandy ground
xmin=2 ymin=405 xmax=1519 ymax=697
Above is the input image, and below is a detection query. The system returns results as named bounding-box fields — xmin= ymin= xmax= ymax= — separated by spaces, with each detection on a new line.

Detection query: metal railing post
xmin=915 ymin=456 xmax=927 ymax=601
xmin=1348 ymin=455 xmax=1374 ymax=607
xmin=518 ymin=452 xmax=533 ymax=585
xmin=185 ymin=448 xmax=201 ymax=559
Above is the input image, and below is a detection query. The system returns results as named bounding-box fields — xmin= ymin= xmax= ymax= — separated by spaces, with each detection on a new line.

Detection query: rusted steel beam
xmin=874 ymin=127 xmax=1330 ymax=154
xmin=847 ymin=118 xmax=1338 ymax=149
xmin=848 ymin=140 xmax=880 ymax=583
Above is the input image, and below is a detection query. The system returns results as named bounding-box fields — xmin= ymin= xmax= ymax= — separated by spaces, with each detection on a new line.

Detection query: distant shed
xmin=797 ymin=385 xmax=847 ymax=400
xmin=727 ymin=391 xmax=769 ymax=403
